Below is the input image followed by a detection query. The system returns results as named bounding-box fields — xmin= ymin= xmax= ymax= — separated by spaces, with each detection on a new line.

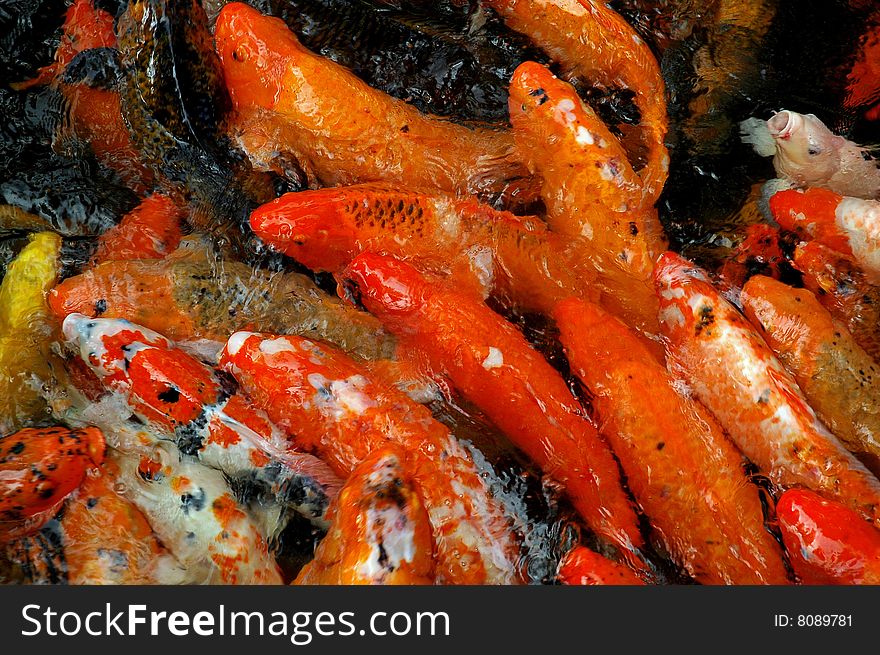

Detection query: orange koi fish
xmin=777 ymin=488 xmax=880 ymax=585
xmin=49 ymin=249 xmax=396 ymax=361
xmin=554 ymin=298 xmax=789 ymax=584
xmin=655 ymin=251 xmax=880 ymax=524
xmin=91 ymin=194 xmax=184 ymax=266
xmin=770 ymin=187 xmax=880 ymax=282
xmin=8 ymin=462 xmax=179 ymax=584
xmin=485 ymin=0 xmax=669 ymax=202
xmin=249 ymin=184 xmax=598 ymax=313
xmin=1 ymin=426 xmax=105 ymax=541
xmin=12 ymin=0 xmax=116 ymax=90
xmin=741 ymin=276 xmax=880 ymax=476
xmin=214 ymin=3 xmax=528 ymax=198
xmin=557 ymin=546 xmax=644 ymax=586
xmin=62 ymin=314 xmax=340 ymax=523
xmin=508 ymin=61 xmax=665 ymax=339
xmin=294 ymin=447 xmax=434 ymax=585
xmin=793 ymin=241 xmax=880 ymax=363
xmin=219 ymin=331 xmax=521 ymax=585
xmin=343 ymin=253 xmax=644 ymax=561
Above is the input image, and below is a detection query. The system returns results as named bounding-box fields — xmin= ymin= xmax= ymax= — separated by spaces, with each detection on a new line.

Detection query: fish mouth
xmin=768 ymin=110 xmax=796 ymax=139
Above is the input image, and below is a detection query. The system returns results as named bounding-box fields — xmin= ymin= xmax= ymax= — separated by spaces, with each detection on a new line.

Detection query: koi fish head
xmin=792 ymin=241 xmax=849 ymax=299
xmin=509 ymin=61 xmax=595 ymax=134
xmin=653 ymin=252 xmax=717 ymax=341
xmin=215 ymin=2 xmax=295 ymax=112
xmin=250 ymin=191 xmax=355 ymax=270
xmin=508 ymin=61 xmax=557 ymax=121
xmin=653 ymin=251 xmax=711 ymax=292
xmin=62 ymin=313 xmax=170 ymax=384
xmin=343 ymin=253 xmax=429 ymax=320
xmin=767 ymin=111 xmax=844 ymax=186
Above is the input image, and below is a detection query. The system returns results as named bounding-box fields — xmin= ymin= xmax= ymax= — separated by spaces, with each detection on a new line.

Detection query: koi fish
xmin=741 ymin=275 xmax=880 ymax=476
xmin=655 ymin=251 xmax=880 ymax=525
xmin=777 ymin=488 xmax=880 ymax=585
xmin=249 ymin=183 xmax=598 ymax=314
xmin=294 ymin=447 xmax=434 ymax=585
xmin=717 ymin=223 xmax=787 ymax=294
xmin=343 ymin=253 xmax=644 ymax=562
xmin=770 ymin=187 xmax=880 ymax=282
xmin=49 ymin=247 xmax=396 ymax=361
xmin=508 ymin=61 xmax=665 ymax=340
xmin=557 ymin=546 xmax=644 ymax=586
xmin=793 ymin=241 xmax=880 ymax=363
xmin=115 ymin=445 xmax=283 ymax=585
xmin=484 ymin=0 xmax=669 ymax=202
xmin=11 ymin=0 xmax=116 ymax=90
xmin=62 ymin=313 xmax=340 ymax=524
xmin=554 ymin=297 xmax=789 ymax=584
xmin=8 ymin=462 xmax=182 ymax=584
xmin=0 ymin=232 xmax=62 ymax=433
xmin=117 ymin=0 xmax=276 ymax=254
xmin=219 ymin=331 xmax=522 ymax=585
xmin=91 ymin=194 xmax=184 ymax=266
xmin=57 ymin=48 xmax=156 ymax=196
xmin=0 ymin=426 xmax=105 ymax=541
xmin=213 ymin=3 xmax=529 ymax=199
xmin=741 ymin=110 xmax=880 ymax=199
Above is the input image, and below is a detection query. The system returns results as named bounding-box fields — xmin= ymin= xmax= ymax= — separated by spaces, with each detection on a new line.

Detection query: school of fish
xmin=1 ymin=0 xmax=880 ymax=586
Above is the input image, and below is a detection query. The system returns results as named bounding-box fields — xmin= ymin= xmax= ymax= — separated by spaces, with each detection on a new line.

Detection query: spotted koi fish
xmin=115 ymin=444 xmax=283 ymax=584
xmin=61 ymin=313 xmax=340 ymax=525
xmin=655 ymin=251 xmax=880 ymax=525
xmin=1 ymin=426 xmax=105 ymax=541
xmin=220 ymin=331 xmax=522 ymax=585
xmin=249 ymin=183 xmax=598 ymax=313
xmin=294 ymin=446 xmax=434 ymax=585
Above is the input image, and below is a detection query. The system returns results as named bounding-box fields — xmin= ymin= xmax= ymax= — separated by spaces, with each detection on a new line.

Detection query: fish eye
xmin=232 ymin=45 xmax=249 ymax=63
xmin=808 ymin=147 xmax=820 ymax=156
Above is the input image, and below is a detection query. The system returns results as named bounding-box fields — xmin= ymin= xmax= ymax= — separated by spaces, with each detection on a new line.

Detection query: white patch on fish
xmin=556 ymin=98 xmax=578 ymax=125
xmin=258 ymin=337 xmax=298 ymax=356
xmin=224 ymin=331 xmax=255 ymax=357
xmin=659 ymin=304 xmax=686 ymax=329
xmin=482 ymin=347 xmax=504 ymax=370
xmin=575 ymin=125 xmax=595 ymax=146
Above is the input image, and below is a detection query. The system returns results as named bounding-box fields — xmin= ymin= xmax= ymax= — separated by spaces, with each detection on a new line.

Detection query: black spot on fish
xmin=629 ymin=221 xmax=638 ymax=236
xmin=214 ymin=369 xmax=238 ymax=403
xmin=180 ymin=488 xmax=206 ymax=514
xmin=9 ymin=441 xmax=25 ymax=455
xmin=376 ymin=540 xmax=391 ymax=570
xmin=656 ymin=442 xmax=665 ymax=451
xmin=157 ymin=386 xmax=180 ymax=403
xmin=175 ymin=417 xmax=207 ymax=455
xmin=94 ymin=298 xmax=107 ymax=315
xmin=86 ymin=497 xmax=98 ymax=509
xmin=694 ymin=305 xmax=715 ymax=335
